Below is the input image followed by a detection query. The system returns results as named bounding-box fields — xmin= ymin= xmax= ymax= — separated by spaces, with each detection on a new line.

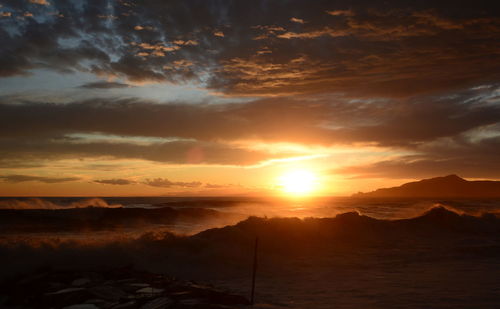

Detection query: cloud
xmin=336 ymin=157 xmax=500 ymax=180
xmin=335 ymin=135 xmax=500 ymax=179
xmin=134 ymin=25 xmax=154 ymax=31
xmin=94 ymin=178 xmax=136 ymax=185
xmin=0 ymin=1 xmax=498 ymax=97
xmin=173 ymin=40 xmax=198 ymax=46
xmin=0 ymin=159 xmax=44 ymax=169
xmin=79 ymin=81 xmax=131 ymax=89
xmin=0 ymin=97 xmax=326 ymax=143
xmin=276 ymin=27 xmax=348 ymax=39
xmin=143 ymin=178 xmax=203 ymax=188
xmin=326 ymin=10 xmax=354 ymax=17
xmin=204 ymin=183 xmax=232 ymax=189
xmin=290 ymin=17 xmax=305 ymax=24
xmin=0 ymin=85 xmax=497 ymax=175
xmin=213 ymin=31 xmax=224 ymax=37
xmin=0 ymin=86 xmax=499 ymax=147
xmin=163 ymin=60 xmax=194 ymax=71
xmin=0 ymin=174 xmax=80 ymax=183
xmin=0 ymin=0 xmax=498 ymax=181
xmin=0 ymin=138 xmax=281 ymax=166
xmin=29 ymin=0 xmax=49 ymax=5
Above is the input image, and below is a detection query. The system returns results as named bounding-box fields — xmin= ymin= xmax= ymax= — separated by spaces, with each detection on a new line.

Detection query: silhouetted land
xmin=353 ymin=174 xmax=500 ymax=198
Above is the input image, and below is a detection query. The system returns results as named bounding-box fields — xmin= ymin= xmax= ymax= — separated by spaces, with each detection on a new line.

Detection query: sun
xmin=278 ymin=169 xmax=318 ymax=196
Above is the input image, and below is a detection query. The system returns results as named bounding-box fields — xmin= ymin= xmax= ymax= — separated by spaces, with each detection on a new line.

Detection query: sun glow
xmin=278 ymin=169 xmax=318 ymax=196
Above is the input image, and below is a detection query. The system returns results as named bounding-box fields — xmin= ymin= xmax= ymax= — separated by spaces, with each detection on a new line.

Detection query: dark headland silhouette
xmin=353 ymin=174 xmax=500 ymax=198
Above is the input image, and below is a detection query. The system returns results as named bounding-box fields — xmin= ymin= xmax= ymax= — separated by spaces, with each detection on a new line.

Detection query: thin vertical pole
xmin=250 ymin=236 xmax=259 ymax=305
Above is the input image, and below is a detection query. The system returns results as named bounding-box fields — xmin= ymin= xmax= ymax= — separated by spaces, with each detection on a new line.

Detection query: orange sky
xmin=0 ymin=0 xmax=499 ymax=196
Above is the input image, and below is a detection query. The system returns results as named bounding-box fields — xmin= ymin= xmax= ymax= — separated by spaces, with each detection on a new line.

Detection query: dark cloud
xmin=0 ymin=87 xmax=497 ymax=171
xmin=329 ymin=94 xmax=500 ymax=147
xmin=335 ymin=136 xmax=500 ymax=179
xmin=0 ymin=138 xmax=279 ymax=166
xmin=0 ymin=159 xmax=44 ymax=169
xmin=79 ymin=81 xmax=131 ymax=89
xmin=143 ymin=178 xmax=202 ymax=188
xmin=1 ymin=85 xmax=498 ymax=147
xmin=94 ymin=178 xmax=136 ymax=185
xmin=204 ymin=183 xmax=232 ymax=189
xmin=0 ymin=174 xmax=80 ymax=183
xmin=0 ymin=0 xmax=498 ymax=96
xmin=0 ymin=12 xmax=110 ymax=77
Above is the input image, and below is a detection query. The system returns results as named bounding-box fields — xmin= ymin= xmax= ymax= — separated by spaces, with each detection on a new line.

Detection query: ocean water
xmin=1 ymin=196 xmax=500 ymax=308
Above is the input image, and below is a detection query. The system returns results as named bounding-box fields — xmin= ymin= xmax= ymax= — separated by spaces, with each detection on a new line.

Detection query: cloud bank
xmin=0 ymin=0 xmax=498 ymax=97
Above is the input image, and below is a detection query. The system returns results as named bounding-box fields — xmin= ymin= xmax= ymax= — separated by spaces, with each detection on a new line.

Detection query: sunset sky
xmin=0 ymin=0 xmax=499 ymax=196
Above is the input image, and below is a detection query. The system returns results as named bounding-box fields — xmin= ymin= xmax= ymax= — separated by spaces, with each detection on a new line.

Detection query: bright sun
xmin=278 ymin=169 xmax=318 ymax=196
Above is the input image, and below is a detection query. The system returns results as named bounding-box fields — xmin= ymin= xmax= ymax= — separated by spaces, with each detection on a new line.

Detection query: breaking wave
xmin=1 ymin=203 xmax=499 ymax=309
xmin=0 ymin=198 xmax=121 ymax=209
xmin=0 ymin=205 xmax=499 ymax=278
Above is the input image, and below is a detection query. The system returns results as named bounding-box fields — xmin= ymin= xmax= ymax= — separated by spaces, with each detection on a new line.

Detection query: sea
xmin=1 ymin=196 xmax=500 ymax=308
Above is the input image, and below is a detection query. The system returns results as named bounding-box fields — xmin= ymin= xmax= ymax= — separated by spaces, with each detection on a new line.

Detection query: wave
xmin=0 ymin=198 xmax=121 ymax=209
xmin=189 ymin=205 xmax=500 ymax=250
xmin=1 ymin=202 xmax=499 ymax=235
xmin=0 ymin=206 xmax=499 ymax=280
xmin=0 ymin=204 xmax=245 ymax=234
xmin=1 ymin=205 xmax=499 ymax=307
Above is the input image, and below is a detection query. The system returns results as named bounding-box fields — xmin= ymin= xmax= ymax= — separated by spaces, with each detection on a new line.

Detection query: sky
xmin=0 ymin=0 xmax=499 ymax=196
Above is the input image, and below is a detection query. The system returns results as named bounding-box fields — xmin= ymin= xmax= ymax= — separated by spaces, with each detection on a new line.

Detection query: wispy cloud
xmin=143 ymin=178 xmax=202 ymax=188
xmin=29 ymin=0 xmax=50 ymax=6
xmin=326 ymin=9 xmax=354 ymax=17
xmin=290 ymin=17 xmax=305 ymax=24
xmin=94 ymin=178 xmax=136 ymax=185
xmin=79 ymin=81 xmax=131 ymax=89
xmin=0 ymin=175 xmax=80 ymax=183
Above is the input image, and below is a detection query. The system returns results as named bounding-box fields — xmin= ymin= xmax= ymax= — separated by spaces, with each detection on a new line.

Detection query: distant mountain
xmin=353 ymin=175 xmax=500 ymax=198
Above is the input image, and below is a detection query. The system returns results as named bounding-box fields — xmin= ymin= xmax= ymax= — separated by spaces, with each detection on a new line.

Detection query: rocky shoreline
xmin=0 ymin=266 xmax=250 ymax=308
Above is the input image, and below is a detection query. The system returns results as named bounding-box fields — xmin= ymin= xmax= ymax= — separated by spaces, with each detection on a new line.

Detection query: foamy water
xmin=1 ymin=197 xmax=500 ymax=308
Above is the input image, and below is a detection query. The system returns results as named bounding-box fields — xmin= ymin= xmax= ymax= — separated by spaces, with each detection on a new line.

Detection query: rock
xmin=115 ymin=278 xmax=136 ymax=284
xmin=89 ymin=285 xmax=127 ymax=302
xmin=84 ymin=298 xmax=116 ymax=307
xmin=44 ymin=287 xmax=93 ymax=308
xmin=140 ymin=297 xmax=173 ymax=309
xmin=18 ymin=271 xmax=49 ymax=286
xmin=136 ymin=287 xmax=164 ymax=294
xmin=4 ymin=268 xmax=249 ymax=309
xmin=111 ymin=300 xmax=137 ymax=308
xmin=49 ymin=281 xmax=66 ymax=290
xmin=83 ymin=272 xmax=105 ymax=282
xmin=63 ymin=304 xmax=100 ymax=309
xmin=121 ymin=282 xmax=148 ymax=293
xmin=178 ymin=298 xmax=206 ymax=305
xmin=186 ymin=286 xmax=250 ymax=306
xmin=72 ymin=278 xmax=91 ymax=287
xmin=188 ymin=283 xmax=212 ymax=290
xmin=46 ymin=287 xmax=85 ymax=295
xmin=169 ymin=291 xmax=191 ymax=297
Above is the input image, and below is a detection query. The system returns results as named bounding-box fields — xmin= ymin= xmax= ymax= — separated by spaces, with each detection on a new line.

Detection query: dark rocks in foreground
xmin=0 ymin=266 xmax=250 ymax=308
